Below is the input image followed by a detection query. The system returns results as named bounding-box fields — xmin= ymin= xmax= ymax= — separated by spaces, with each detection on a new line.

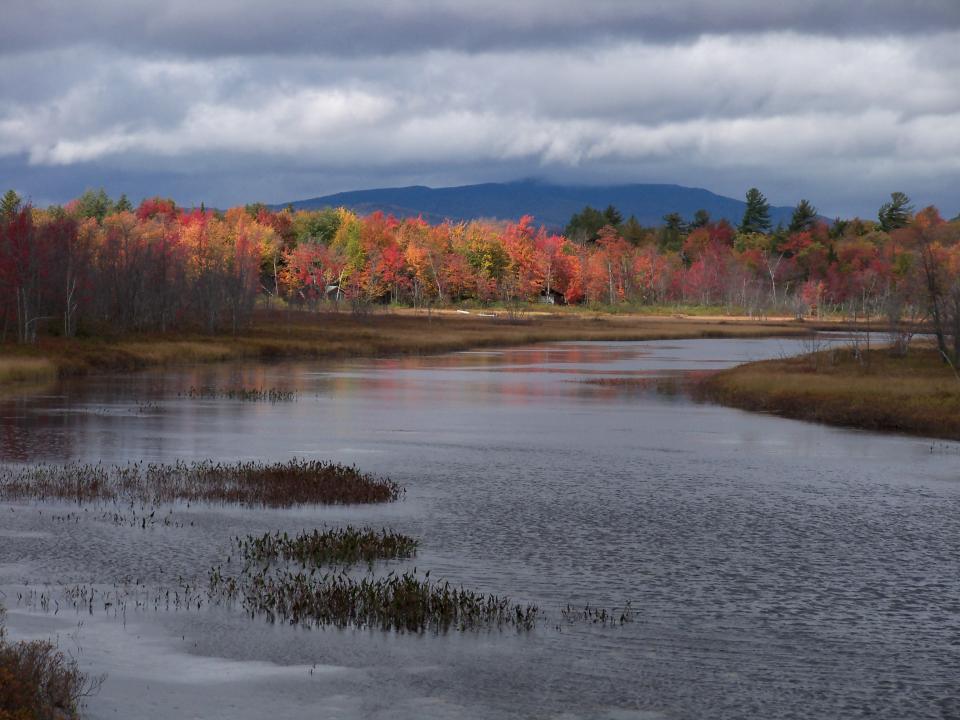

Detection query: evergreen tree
xmin=690 ymin=208 xmax=711 ymax=229
xmin=75 ymin=188 xmax=112 ymax=222
xmin=1 ymin=189 xmax=22 ymax=219
xmin=603 ymin=204 xmax=623 ymax=227
xmin=878 ymin=191 xmax=913 ymax=231
xmin=829 ymin=217 xmax=848 ymax=239
xmin=114 ymin=193 xmax=133 ymax=213
xmin=739 ymin=188 xmax=772 ymax=234
xmin=659 ymin=212 xmax=687 ymax=252
xmin=620 ymin=215 xmax=648 ymax=245
xmin=245 ymin=202 xmax=269 ymax=218
xmin=564 ymin=205 xmax=607 ymax=243
xmin=788 ymin=199 xmax=818 ymax=233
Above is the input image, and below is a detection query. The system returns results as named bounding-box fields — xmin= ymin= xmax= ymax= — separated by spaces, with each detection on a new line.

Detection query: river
xmin=1 ymin=337 xmax=958 ymax=719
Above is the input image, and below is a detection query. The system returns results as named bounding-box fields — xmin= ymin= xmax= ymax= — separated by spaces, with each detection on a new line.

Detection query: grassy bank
xmin=0 ymin=307 xmax=812 ymax=390
xmin=701 ymin=345 xmax=960 ymax=440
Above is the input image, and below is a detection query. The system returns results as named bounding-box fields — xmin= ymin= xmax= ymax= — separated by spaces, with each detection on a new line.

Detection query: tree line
xmin=1 ymin=186 xmax=958 ymax=363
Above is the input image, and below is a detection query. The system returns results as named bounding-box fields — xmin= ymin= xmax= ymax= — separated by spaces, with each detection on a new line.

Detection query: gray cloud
xmin=2 ymin=0 xmax=960 ymax=58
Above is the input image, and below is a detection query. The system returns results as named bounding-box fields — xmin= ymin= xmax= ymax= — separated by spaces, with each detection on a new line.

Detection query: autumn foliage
xmin=1 ymin=191 xmax=958 ymax=349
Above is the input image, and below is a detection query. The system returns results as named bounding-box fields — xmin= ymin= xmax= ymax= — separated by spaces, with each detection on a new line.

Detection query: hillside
xmin=281 ymin=180 xmax=798 ymax=228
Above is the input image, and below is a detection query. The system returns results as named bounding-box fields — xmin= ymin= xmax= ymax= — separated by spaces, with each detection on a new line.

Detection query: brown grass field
xmin=701 ymin=344 xmax=960 ymax=440
xmin=0 ymin=307 xmax=812 ymax=390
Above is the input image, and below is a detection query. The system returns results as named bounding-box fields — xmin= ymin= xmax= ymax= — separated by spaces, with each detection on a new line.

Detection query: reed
xmin=559 ymin=601 xmax=635 ymax=626
xmin=0 ymin=459 xmax=402 ymax=507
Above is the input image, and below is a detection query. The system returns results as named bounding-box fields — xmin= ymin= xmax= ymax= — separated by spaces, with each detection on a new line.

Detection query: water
xmin=1 ymin=337 xmax=959 ymax=719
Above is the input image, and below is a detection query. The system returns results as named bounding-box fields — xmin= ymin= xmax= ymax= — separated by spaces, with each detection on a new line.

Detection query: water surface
xmin=1 ymin=337 xmax=958 ymax=719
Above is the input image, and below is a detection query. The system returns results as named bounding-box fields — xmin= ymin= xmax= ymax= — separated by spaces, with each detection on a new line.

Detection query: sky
xmin=2 ymin=0 xmax=959 ymax=218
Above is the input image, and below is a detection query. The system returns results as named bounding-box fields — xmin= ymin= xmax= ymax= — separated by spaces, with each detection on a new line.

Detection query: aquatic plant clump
xmin=0 ymin=604 xmax=103 ymax=719
xmin=238 ymin=527 xmax=418 ymax=567
xmin=208 ymin=567 xmax=540 ymax=633
xmin=181 ymin=386 xmax=298 ymax=402
xmin=559 ymin=602 xmax=635 ymax=626
xmin=0 ymin=459 xmax=403 ymax=507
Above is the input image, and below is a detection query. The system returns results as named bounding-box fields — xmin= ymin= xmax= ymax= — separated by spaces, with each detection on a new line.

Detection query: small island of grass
xmin=701 ymin=345 xmax=960 ymax=440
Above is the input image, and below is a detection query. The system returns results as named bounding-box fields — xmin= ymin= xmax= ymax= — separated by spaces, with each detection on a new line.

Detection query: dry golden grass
xmin=0 ymin=358 xmax=57 ymax=387
xmin=702 ymin=345 xmax=960 ymax=440
xmin=0 ymin=308 xmax=811 ymax=390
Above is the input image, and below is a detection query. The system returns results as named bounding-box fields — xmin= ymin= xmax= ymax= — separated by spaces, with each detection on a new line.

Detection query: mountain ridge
xmin=278 ymin=180 xmax=799 ymax=228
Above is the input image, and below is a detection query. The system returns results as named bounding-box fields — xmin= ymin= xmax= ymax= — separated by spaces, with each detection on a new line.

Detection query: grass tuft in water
xmin=0 ymin=459 xmax=402 ymax=507
xmin=207 ymin=567 xmax=540 ymax=633
xmin=238 ymin=527 xmax=418 ymax=568
xmin=180 ymin=386 xmax=297 ymax=402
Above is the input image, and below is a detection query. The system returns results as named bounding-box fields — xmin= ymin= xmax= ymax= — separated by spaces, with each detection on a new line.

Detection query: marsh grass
xmin=0 ymin=459 xmax=402 ymax=507
xmin=559 ymin=602 xmax=636 ymax=627
xmin=701 ymin=345 xmax=960 ymax=440
xmin=0 ymin=604 xmax=102 ymax=720
xmin=208 ymin=567 xmax=539 ymax=633
xmin=181 ymin=386 xmax=298 ymax=402
xmin=0 ymin=358 xmax=57 ymax=386
xmin=237 ymin=527 xmax=418 ymax=568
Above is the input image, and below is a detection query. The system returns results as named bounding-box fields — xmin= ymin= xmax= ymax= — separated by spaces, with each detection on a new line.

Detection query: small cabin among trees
xmin=539 ymin=289 xmax=565 ymax=305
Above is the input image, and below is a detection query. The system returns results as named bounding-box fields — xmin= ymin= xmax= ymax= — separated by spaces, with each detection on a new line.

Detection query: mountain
xmin=280 ymin=180 xmax=798 ymax=229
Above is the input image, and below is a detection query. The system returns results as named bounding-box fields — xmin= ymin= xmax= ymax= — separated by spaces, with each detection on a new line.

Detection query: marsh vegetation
xmin=0 ymin=605 xmax=102 ymax=720
xmin=207 ymin=567 xmax=541 ymax=633
xmin=0 ymin=459 xmax=402 ymax=507
xmin=180 ymin=386 xmax=298 ymax=402
xmin=236 ymin=527 xmax=418 ymax=568
xmin=701 ymin=344 xmax=960 ymax=439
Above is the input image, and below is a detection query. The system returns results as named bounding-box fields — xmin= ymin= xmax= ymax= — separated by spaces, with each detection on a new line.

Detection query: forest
xmin=1 ymin=187 xmax=958 ymax=363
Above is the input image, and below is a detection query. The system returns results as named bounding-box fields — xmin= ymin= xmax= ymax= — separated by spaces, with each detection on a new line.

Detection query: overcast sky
xmin=2 ymin=0 xmax=959 ymax=217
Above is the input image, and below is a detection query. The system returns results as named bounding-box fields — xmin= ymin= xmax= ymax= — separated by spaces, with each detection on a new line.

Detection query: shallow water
xmin=1 ymin=337 xmax=959 ymax=719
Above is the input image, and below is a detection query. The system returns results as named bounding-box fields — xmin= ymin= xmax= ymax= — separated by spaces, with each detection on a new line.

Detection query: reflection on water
xmin=2 ymin=337 xmax=959 ymax=720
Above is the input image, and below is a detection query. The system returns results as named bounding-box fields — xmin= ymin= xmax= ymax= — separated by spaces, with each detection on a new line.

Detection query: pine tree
xmin=690 ymin=209 xmax=711 ymax=229
xmin=1 ymin=189 xmax=22 ymax=219
xmin=878 ymin=192 xmax=913 ymax=231
xmin=739 ymin=188 xmax=772 ymax=234
xmin=659 ymin=212 xmax=687 ymax=252
xmin=564 ymin=206 xmax=607 ymax=243
xmin=788 ymin=199 xmax=818 ymax=233
xmin=114 ymin=193 xmax=133 ymax=213
xmin=603 ymin=205 xmax=623 ymax=227
xmin=620 ymin=215 xmax=647 ymax=245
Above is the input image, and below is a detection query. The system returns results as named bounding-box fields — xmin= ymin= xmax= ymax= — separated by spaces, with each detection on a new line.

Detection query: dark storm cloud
xmin=2 ymin=0 xmax=959 ymax=57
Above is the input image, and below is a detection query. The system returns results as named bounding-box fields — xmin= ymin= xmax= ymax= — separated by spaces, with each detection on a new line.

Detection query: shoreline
xmin=0 ymin=308 xmax=815 ymax=392
xmin=699 ymin=345 xmax=960 ymax=441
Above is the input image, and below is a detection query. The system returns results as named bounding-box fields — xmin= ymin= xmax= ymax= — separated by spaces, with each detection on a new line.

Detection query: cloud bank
xmin=2 ymin=1 xmax=959 ymax=216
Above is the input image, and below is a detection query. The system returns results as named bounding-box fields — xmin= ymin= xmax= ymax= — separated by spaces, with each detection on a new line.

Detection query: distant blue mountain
xmin=281 ymin=180 xmax=798 ymax=229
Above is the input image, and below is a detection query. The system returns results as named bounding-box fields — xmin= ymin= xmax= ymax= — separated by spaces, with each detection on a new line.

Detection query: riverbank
xmin=0 ymin=308 xmax=812 ymax=391
xmin=701 ymin=345 xmax=960 ymax=440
